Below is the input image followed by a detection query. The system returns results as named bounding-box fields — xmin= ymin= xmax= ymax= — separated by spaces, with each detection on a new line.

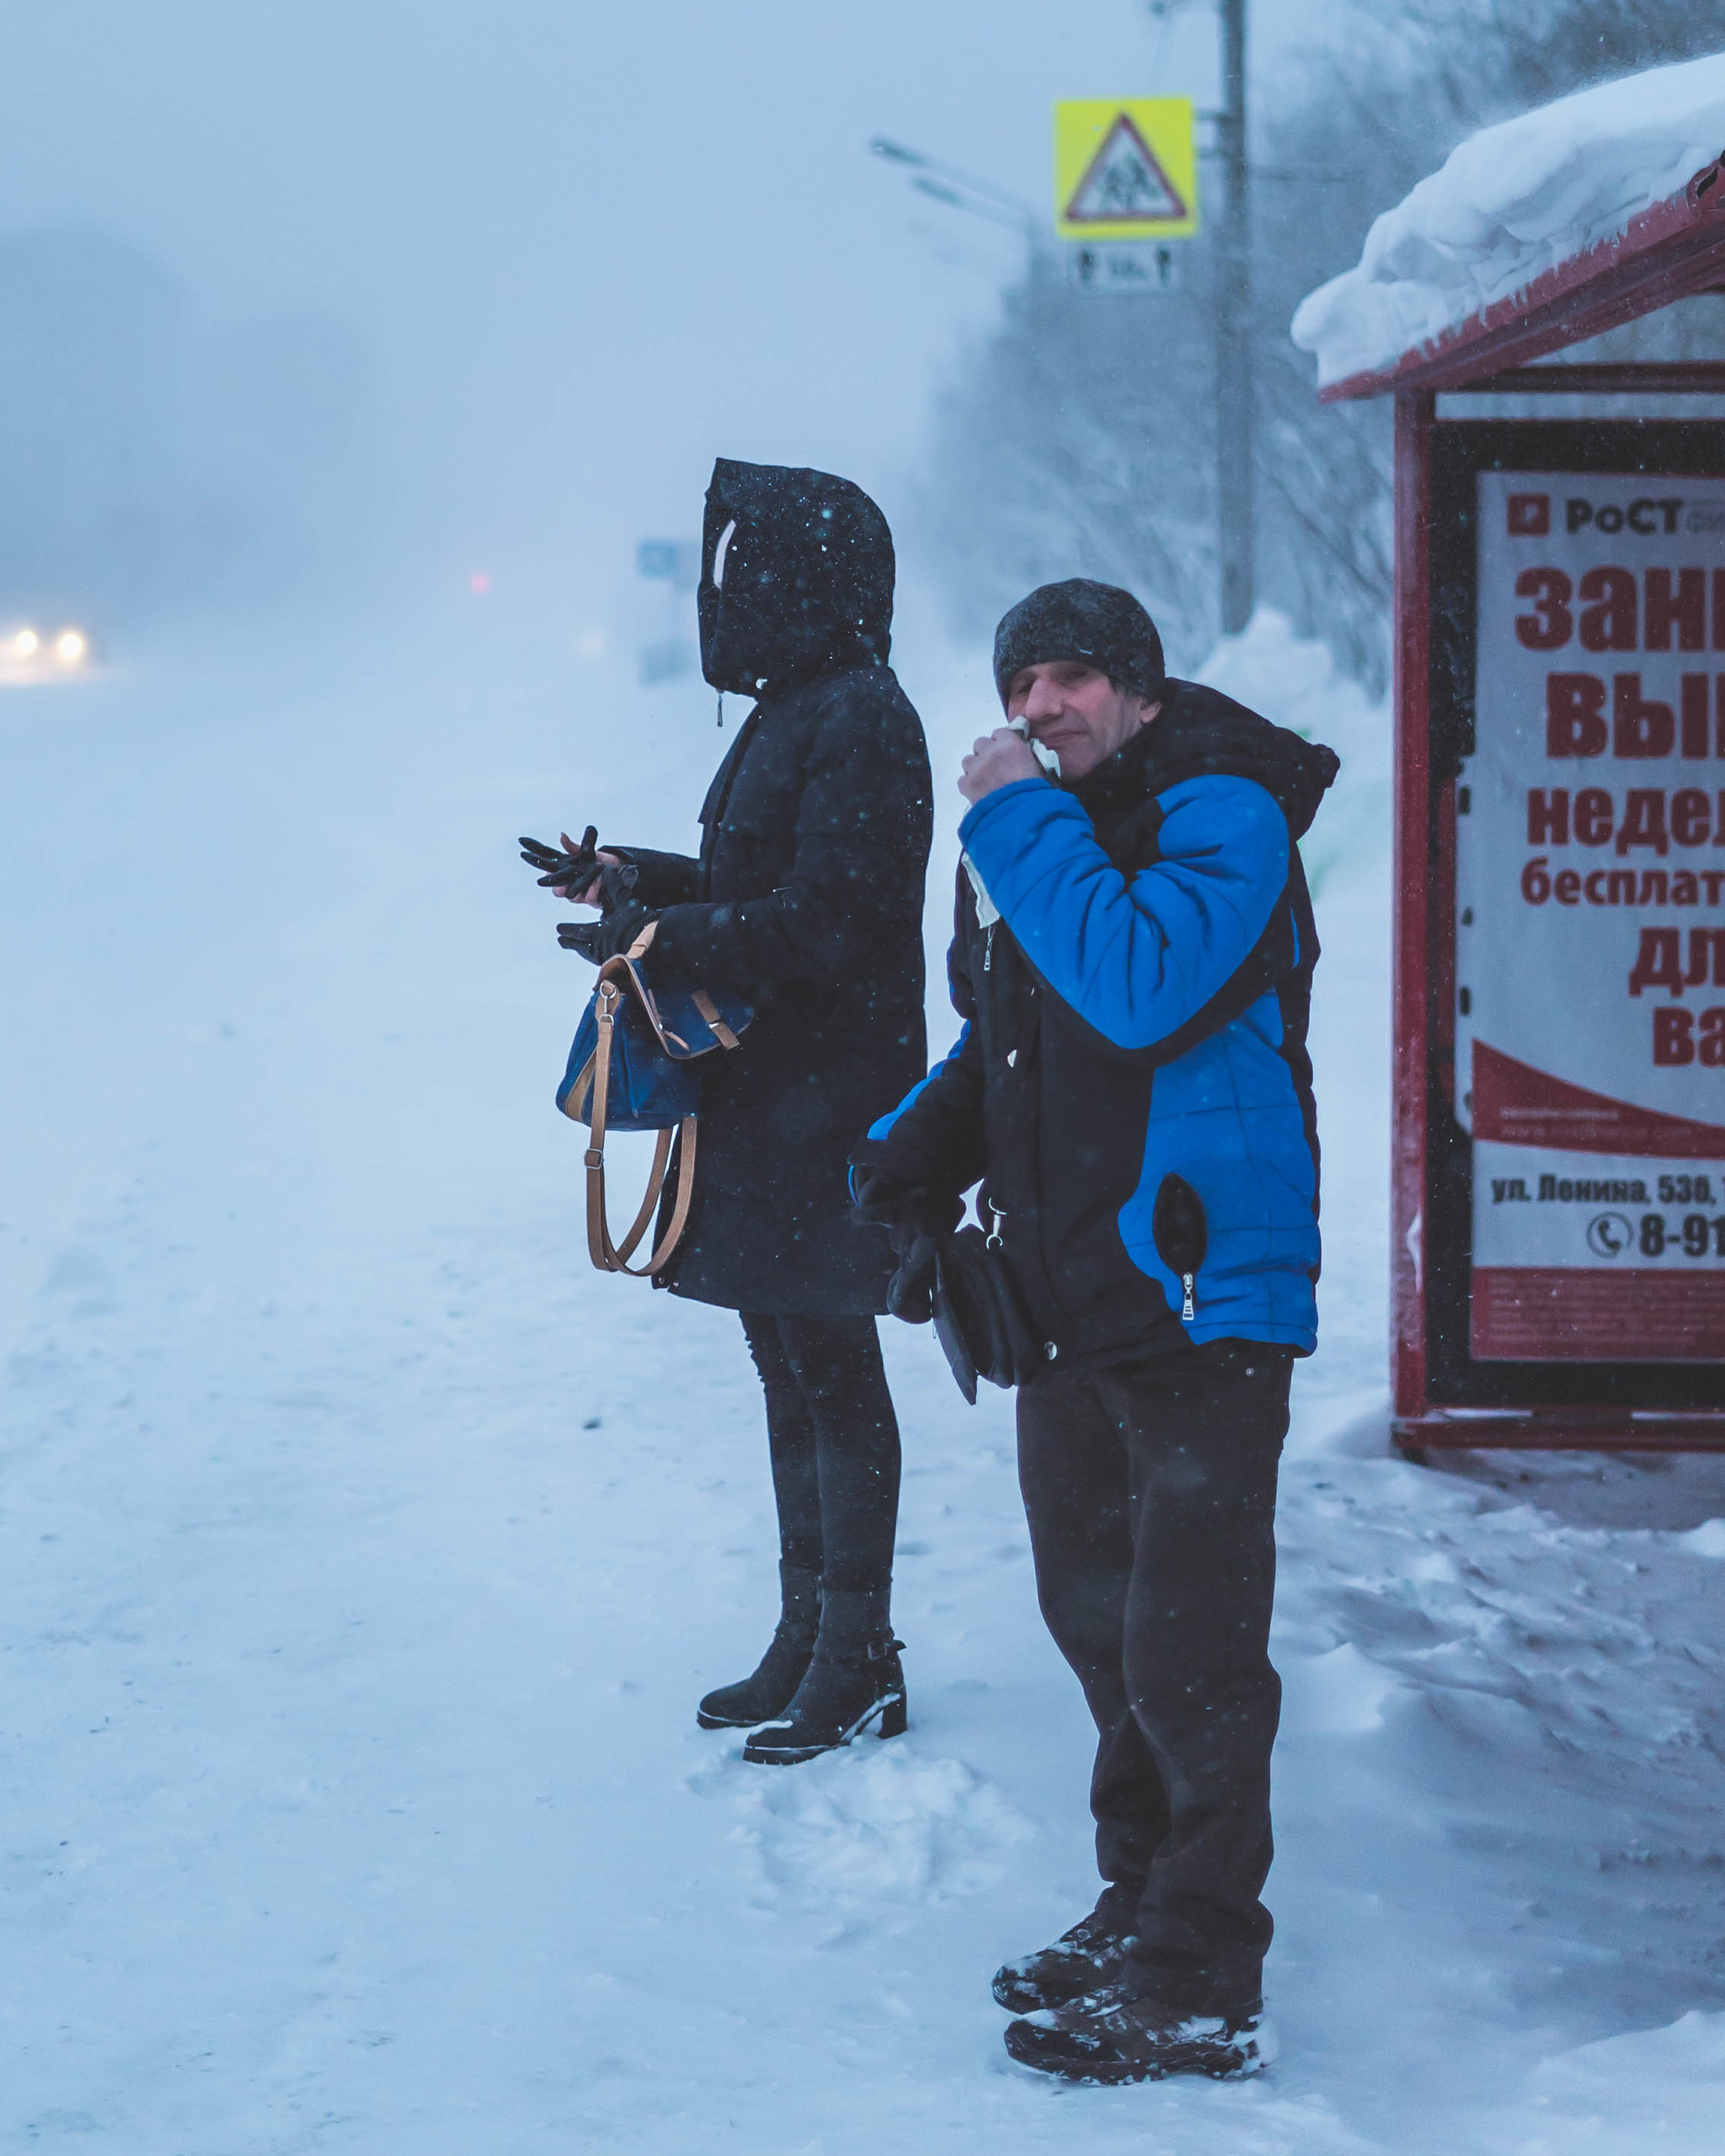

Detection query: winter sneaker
xmin=743 ymin=1586 xmax=906 ymax=1764
xmin=1003 ymin=1982 xmax=1275 ymax=2086
xmin=696 ymin=1563 xmax=820 ymax=1729
xmin=991 ymin=1882 xmax=1142 ymax=2012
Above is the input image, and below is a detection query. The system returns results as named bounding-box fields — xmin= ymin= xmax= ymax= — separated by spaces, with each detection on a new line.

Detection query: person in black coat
xmin=521 ymin=458 xmax=932 ymax=1762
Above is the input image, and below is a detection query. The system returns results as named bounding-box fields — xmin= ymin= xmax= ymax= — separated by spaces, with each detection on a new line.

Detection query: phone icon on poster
xmin=1587 ymin=1213 xmax=1633 ymax=1258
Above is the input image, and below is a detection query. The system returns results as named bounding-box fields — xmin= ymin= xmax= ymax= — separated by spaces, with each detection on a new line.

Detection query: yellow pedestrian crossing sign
xmin=1054 ymin=99 xmax=1198 ymax=241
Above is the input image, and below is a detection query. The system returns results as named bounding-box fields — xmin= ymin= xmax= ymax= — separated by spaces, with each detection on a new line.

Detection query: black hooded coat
xmin=622 ymin=459 xmax=933 ymax=1315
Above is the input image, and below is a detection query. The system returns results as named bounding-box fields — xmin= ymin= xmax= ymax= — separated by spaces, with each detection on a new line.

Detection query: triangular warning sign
xmin=1065 ymin=113 xmax=1188 ymax=225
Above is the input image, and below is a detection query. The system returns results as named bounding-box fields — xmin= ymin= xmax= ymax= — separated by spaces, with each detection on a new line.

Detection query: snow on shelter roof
xmin=1293 ymin=54 xmax=1725 ymax=400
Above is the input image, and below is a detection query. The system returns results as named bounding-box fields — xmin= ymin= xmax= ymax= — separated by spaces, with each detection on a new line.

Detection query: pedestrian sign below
xmin=1054 ymin=99 xmax=1198 ymax=242
xmin=1070 ymin=242 xmax=1183 ymax=295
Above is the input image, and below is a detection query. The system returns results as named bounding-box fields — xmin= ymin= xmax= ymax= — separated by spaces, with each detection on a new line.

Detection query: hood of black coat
xmin=1069 ymin=679 xmax=1339 ymax=841
xmin=698 ymin=458 xmax=895 ymax=698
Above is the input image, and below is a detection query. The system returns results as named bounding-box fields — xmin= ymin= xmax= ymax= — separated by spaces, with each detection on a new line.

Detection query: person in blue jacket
xmin=851 ymin=579 xmax=1338 ymax=2085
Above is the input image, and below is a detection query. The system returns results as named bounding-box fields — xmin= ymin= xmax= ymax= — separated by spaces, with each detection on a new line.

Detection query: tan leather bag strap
xmin=689 ymin=985 xmax=741 ymax=1051
xmin=580 ymin=979 xmax=700 ymax=1276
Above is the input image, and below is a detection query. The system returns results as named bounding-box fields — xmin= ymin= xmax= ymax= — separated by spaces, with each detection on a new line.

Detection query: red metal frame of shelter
xmin=1323 ymin=155 xmax=1725 ymax=1453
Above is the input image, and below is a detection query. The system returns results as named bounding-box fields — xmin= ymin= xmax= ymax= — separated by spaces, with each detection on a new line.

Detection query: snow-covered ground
xmin=4 ymin=598 xmax=1725 ymax=2152
xmin=1293 ymin=51 xmax=1725 ymax=389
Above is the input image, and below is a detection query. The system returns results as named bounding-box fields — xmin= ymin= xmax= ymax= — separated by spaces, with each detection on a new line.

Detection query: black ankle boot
xmin=742 ymin=1586 xmax=906 ymax=1764
xmin=697 ymin=1564 xmax=820 ymax=1729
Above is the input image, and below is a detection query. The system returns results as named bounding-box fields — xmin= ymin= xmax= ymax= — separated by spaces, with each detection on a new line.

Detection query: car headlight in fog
xmin=2 ymin=624 xmax=93 ymax=675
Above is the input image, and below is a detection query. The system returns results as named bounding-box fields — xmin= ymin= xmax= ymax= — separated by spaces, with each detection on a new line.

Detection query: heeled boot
xmin=696 ymin=1563 xmax=821 ymax=1729
xmin=742 ymin=1584 xmax=905 ymax=1764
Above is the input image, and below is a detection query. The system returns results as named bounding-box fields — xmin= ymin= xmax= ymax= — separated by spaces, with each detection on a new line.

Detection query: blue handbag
xmin=558 ymin=928 xmax=752 ymax=1276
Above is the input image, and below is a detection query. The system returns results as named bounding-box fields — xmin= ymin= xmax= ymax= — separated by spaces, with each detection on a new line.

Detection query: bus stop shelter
xmin=1311 ymin=143 xmax=1725 ymax=1454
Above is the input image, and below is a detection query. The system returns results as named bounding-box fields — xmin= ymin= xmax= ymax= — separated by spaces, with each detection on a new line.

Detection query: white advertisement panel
xmin=1457 ymin=470 xmax=1725 ymax=1360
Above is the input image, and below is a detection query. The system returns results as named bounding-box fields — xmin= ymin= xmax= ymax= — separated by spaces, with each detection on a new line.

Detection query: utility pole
xmin=1213 ymin=0 xmax=1253 ymax=634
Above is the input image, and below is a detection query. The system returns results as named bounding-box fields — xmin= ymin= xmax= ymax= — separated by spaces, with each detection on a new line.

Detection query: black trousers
xmin=1016 ymin=1341 xmax=1291 ymax=2014
xmin=740 ymin=1313 xmax=901 ymax=1596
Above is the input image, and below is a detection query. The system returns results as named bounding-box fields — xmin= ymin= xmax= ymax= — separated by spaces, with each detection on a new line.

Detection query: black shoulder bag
xmin=932 ymin=1204 xmax=1045 ymax=1405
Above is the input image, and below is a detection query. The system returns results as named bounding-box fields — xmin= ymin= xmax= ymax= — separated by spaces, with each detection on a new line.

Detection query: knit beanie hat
xmin=992 ymin=579 xmax=1167 ymax=707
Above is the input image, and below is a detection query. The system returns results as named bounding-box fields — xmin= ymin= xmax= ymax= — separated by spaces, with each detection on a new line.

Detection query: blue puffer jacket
xmin=852 ymin=681 xmax=1338 ymax=1371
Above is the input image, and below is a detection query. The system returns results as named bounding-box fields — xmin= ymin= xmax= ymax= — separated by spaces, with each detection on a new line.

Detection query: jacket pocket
xmin=1151 ymin=1173 xmax=1208 ymax=1323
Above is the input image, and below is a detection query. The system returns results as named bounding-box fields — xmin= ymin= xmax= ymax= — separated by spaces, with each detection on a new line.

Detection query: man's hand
xmin=959 ymin=727 xmax=1043 ymax=806
xmin=851 ymin=1171 xmax=965 ymax=1325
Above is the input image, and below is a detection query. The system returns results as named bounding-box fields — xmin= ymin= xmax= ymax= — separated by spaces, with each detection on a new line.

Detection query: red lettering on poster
xmin=1617 ymin=790 xmax=1671 ymax=854
xmin=1575 ymin=787 xmax=1614 ymax=844
xmin=1655 ymin=1007 xmax=1696 ymax=1063
xmin=1682 ymin=675 xmax=1711 ymax=757
xmin=1514 ymin=568 xmax=1572 ymax=648
xmin=1646 ymin=568 xmax=1706 ymax=651
xmin=1630 ymin=928 xmax=1684 ymax=995
xmin=1615 ymin=676 xmax=1676 ymax=759
xmin=1580 ymin=566 xmax=1637 ymax=651
xmin=1674 ymin=787 xmax=1712 ymax=844
xmin=1547 ymin=674 xmax=1607 ymax=756
xmin=1527 ymin=789 xmax=1568 ymax=844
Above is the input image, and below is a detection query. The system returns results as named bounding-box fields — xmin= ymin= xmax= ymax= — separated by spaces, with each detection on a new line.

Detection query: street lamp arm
xmin=910 ymin=174 xmax=1035 ymax=233
xmin=868 ymin=136 xmax=1036 ymax=224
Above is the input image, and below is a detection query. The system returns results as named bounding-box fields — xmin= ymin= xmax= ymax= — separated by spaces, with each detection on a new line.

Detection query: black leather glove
xmin=852 ymin=1171 xmax=964 ymax=1325
xmin=521 ymin=825 xmax=601 ymax=890
xmin=558 ymin=899 xmax=658 ymax=963
xmin=601 ymin=846 xmax=700 ymax=909
xmin=521 ymin=831 xmax=698 ymax=910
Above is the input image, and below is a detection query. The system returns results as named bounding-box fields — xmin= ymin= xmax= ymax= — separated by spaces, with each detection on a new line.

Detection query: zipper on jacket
xmin=984 ymin=922 xmax=996 ymax=973
xmin=1153 ymin=1175 xmax=1208 ymax=1329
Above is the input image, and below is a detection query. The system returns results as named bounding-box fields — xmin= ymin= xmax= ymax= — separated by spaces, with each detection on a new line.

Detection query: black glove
xmin=601 ymin=846 xmax=701 ymax=909
xmin=520 ymin=825 xmax=601 ymax=890
xmin=521 ymin=832 xmax=697 ymax=910
xmin=558 ymin=899 xmax=657 ymax=963
xmin=852 ymin=1171 xmax=961 ymax=1235
xmin=851 ymin=1171 xmax=964 ymax=1325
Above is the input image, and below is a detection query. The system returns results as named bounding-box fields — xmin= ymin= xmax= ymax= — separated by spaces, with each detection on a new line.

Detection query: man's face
xmin=1004 ymin=660 xmax=1161 ymax=779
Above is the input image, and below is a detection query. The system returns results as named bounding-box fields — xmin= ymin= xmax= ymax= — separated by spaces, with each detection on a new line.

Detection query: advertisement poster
xmin=1457 ymin=470 xmax=1725 ymax=1361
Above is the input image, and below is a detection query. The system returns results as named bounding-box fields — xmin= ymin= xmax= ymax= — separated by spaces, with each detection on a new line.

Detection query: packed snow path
xmin=4 ymin=607 xmax=1725 ymax=2152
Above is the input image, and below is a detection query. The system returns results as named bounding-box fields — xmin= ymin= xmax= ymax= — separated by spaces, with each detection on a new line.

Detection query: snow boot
xmin=1004 ymin=1982 xmax=1274 ymax=2085
xmin=696 ymin=1563 xmax=820 ymax=1729
xmin=991 ymin=1881 xmax=1143 ymax=2012
xmin=742 ymin=1586 xmax=906 ymax=1764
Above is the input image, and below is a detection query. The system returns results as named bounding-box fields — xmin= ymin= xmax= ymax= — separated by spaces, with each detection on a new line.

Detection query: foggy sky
xmin=0 ymin=0 xmax=1311 ymax=581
